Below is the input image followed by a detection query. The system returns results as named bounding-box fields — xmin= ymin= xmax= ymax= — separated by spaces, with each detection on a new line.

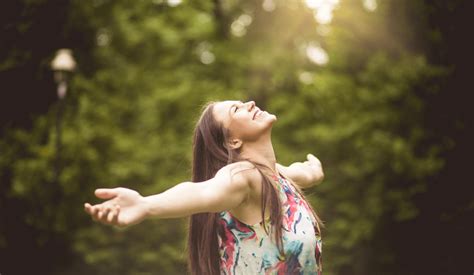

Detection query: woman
xmin=84 ymin=100 xmax=325 ymax=274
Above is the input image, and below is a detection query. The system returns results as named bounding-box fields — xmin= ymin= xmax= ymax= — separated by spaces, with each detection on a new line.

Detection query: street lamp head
xmin=51 ymin=49 xmax=76 ymax=72
xmin=51 ymin=49 xmax=76 ymax=99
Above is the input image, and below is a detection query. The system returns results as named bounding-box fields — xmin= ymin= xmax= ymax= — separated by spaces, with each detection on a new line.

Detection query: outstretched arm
xmin=84 ymin=162 xmax=256 ymax=227
xmin=276 ymin=153 xmax=324 ymax=189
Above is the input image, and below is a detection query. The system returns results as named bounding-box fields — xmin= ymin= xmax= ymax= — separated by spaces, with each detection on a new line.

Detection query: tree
xmin=1 ymin=0 xmax=470 ymax=274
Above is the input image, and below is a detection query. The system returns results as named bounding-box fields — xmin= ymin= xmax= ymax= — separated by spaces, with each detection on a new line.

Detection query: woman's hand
xmin=84 ymin=187 xmax=149 ymax=227
xmin=304 ymin=153 xmax=324 ymax=184
xmin=277 ymin=153 xmax=324 ymax=189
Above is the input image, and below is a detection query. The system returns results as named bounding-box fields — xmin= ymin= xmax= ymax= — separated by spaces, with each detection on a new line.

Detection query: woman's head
xmin=192 ymin=100 xmax=276 ymax=177
xmin=212 ymin=100 xmax=277 ymax=150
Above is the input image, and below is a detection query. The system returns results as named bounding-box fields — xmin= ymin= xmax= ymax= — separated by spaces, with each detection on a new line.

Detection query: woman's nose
xmin=245 ymin=101 xmax=255 ymax=110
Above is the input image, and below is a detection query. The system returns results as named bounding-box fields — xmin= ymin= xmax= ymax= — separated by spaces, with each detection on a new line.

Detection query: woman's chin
xmin=267 ymin=113 xmax=277 ymax=122
xmin=257 ymin=111 xmax=277 ymax=125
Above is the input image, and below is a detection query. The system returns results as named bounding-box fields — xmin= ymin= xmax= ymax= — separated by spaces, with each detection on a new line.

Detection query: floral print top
xmin=217 ymin=174 xmax=322 ymax=274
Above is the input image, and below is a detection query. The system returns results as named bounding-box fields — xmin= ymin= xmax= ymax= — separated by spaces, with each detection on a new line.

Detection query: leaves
xmin=1 ymin=0 xmax=453 ymax=274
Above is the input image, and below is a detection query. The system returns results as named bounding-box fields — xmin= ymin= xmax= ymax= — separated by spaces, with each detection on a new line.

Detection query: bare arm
xmin=84 ymin=161 xmax=256 ymax=227
xmin=277 ymin=154 xmax=324 ymax=189
xmin=144 ymin=162 xmax=254 ymax=218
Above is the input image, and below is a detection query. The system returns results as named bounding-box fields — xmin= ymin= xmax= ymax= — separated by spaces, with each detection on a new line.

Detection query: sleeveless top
xmin=217 ymin=174 xmax=322 ymax=274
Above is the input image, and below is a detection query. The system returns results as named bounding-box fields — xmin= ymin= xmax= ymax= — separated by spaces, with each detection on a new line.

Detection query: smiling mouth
xmin=253 ymin=109 xmax=261 ymax=120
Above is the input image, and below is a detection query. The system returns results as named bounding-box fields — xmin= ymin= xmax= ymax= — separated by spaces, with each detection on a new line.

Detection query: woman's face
xmin=213 ymin=100 xmax=277 ymax=142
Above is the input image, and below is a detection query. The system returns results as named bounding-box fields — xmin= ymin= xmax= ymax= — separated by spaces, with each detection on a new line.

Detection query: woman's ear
xmin=228 ymin=138 xmax=243 ymax=150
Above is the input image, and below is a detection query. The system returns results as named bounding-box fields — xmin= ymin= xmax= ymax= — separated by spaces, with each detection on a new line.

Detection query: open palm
xmin=84 ymin=187 xmax=148 ymax=227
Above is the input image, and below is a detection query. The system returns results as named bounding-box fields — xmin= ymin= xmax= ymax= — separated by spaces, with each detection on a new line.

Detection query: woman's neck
xmin=240 ymin=133 xmax=277 ymax=174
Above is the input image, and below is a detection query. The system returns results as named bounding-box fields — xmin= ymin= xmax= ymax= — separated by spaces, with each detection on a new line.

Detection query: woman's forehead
xmin=213 ymin=100 xmax=239 ymax=125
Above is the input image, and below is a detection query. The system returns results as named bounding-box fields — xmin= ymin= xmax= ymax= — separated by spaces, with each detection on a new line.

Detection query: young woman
xmin=84 ymin=100 xmax=325 ymax=275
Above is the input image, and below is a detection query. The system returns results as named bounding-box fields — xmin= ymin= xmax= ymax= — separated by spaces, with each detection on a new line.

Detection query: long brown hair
xmin=187 ymin=102 xmax=322 ymax=275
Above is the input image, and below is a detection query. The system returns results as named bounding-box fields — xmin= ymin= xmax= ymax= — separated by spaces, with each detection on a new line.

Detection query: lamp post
xmin=51 ymin=49 xmax=76 ymax=184
xmin=51 ymin=49 xmax=76 ymax=98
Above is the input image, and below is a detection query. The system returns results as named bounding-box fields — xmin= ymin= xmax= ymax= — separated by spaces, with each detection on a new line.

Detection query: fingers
xmin=84 ymin=202 xmax=121 ymax=225
xmin=97 ymin=206 xmax=109 ymax=220
xmin=307 ymin=154 xmax=321 ymax=166
xmin=85 ymin=188 xmax=120 ymax=224
xmin=94 ymin=188 xmax=118 ymax=200
xmin=107 ymin=205 xmax=120 ymax=224
xmin=84 ymin=203 xmax=91 ymax=214
xmin=84 ymin=203 xmax=98 ymax=216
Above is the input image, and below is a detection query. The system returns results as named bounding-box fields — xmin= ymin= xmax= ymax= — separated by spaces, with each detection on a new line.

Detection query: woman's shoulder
xmin=218 ymin=161 xmax=262 ymax=184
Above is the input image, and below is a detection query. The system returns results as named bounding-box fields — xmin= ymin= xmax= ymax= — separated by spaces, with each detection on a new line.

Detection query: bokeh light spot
xmin=262 ymin=0 xmax=276 ymax=12
xmin=306 ymin=44 xmax=329 ymax=65
xmin=299 ymin=71 xmax=314 ymax=85
xmin=200 ymin=51 xmax=215 ymax=65
xmin=231 ymin=14 xmax=253 ymax=37
xmin=96 ymin=29 xmax=110 ymax=47
xmin=167 ymin=0 xmax=182 ymax=7
xmin=363 ymin=0 xmax=377 ymax=12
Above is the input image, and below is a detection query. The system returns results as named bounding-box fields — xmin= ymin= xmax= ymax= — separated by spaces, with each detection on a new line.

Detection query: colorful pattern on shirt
xmin=217 ymin=175 xmax=322 ymax=274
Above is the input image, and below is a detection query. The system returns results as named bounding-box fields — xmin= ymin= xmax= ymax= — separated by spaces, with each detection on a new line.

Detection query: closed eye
xmin=229 ymin=101 xmax=243 ymax=115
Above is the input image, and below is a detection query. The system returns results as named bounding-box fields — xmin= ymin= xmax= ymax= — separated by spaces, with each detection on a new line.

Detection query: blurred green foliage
xmin=1 ymin=0 xmax=466 ymax=274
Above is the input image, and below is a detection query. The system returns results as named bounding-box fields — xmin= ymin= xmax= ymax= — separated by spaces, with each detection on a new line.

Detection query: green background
xmin=1 ymin=0 xmax=471 ymax=274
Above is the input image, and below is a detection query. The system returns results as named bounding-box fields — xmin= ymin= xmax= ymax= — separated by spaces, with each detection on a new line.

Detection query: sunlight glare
xmin=167 ymin=0 xmax=182 ymax=7
xmin=305 ymin=0 xmax=340 ymax=25
xmin=305 ymin=0 xmax=324 ymax=9
xmin=363 ymin=0 xmax=377 ymax=12
xmin=314 ymin=3 xmax=333 ymax=24
xmin=306 ymin=44 xmax=329 ymax=65
xmin=262 ymin=0 xmax=276 ymax=12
